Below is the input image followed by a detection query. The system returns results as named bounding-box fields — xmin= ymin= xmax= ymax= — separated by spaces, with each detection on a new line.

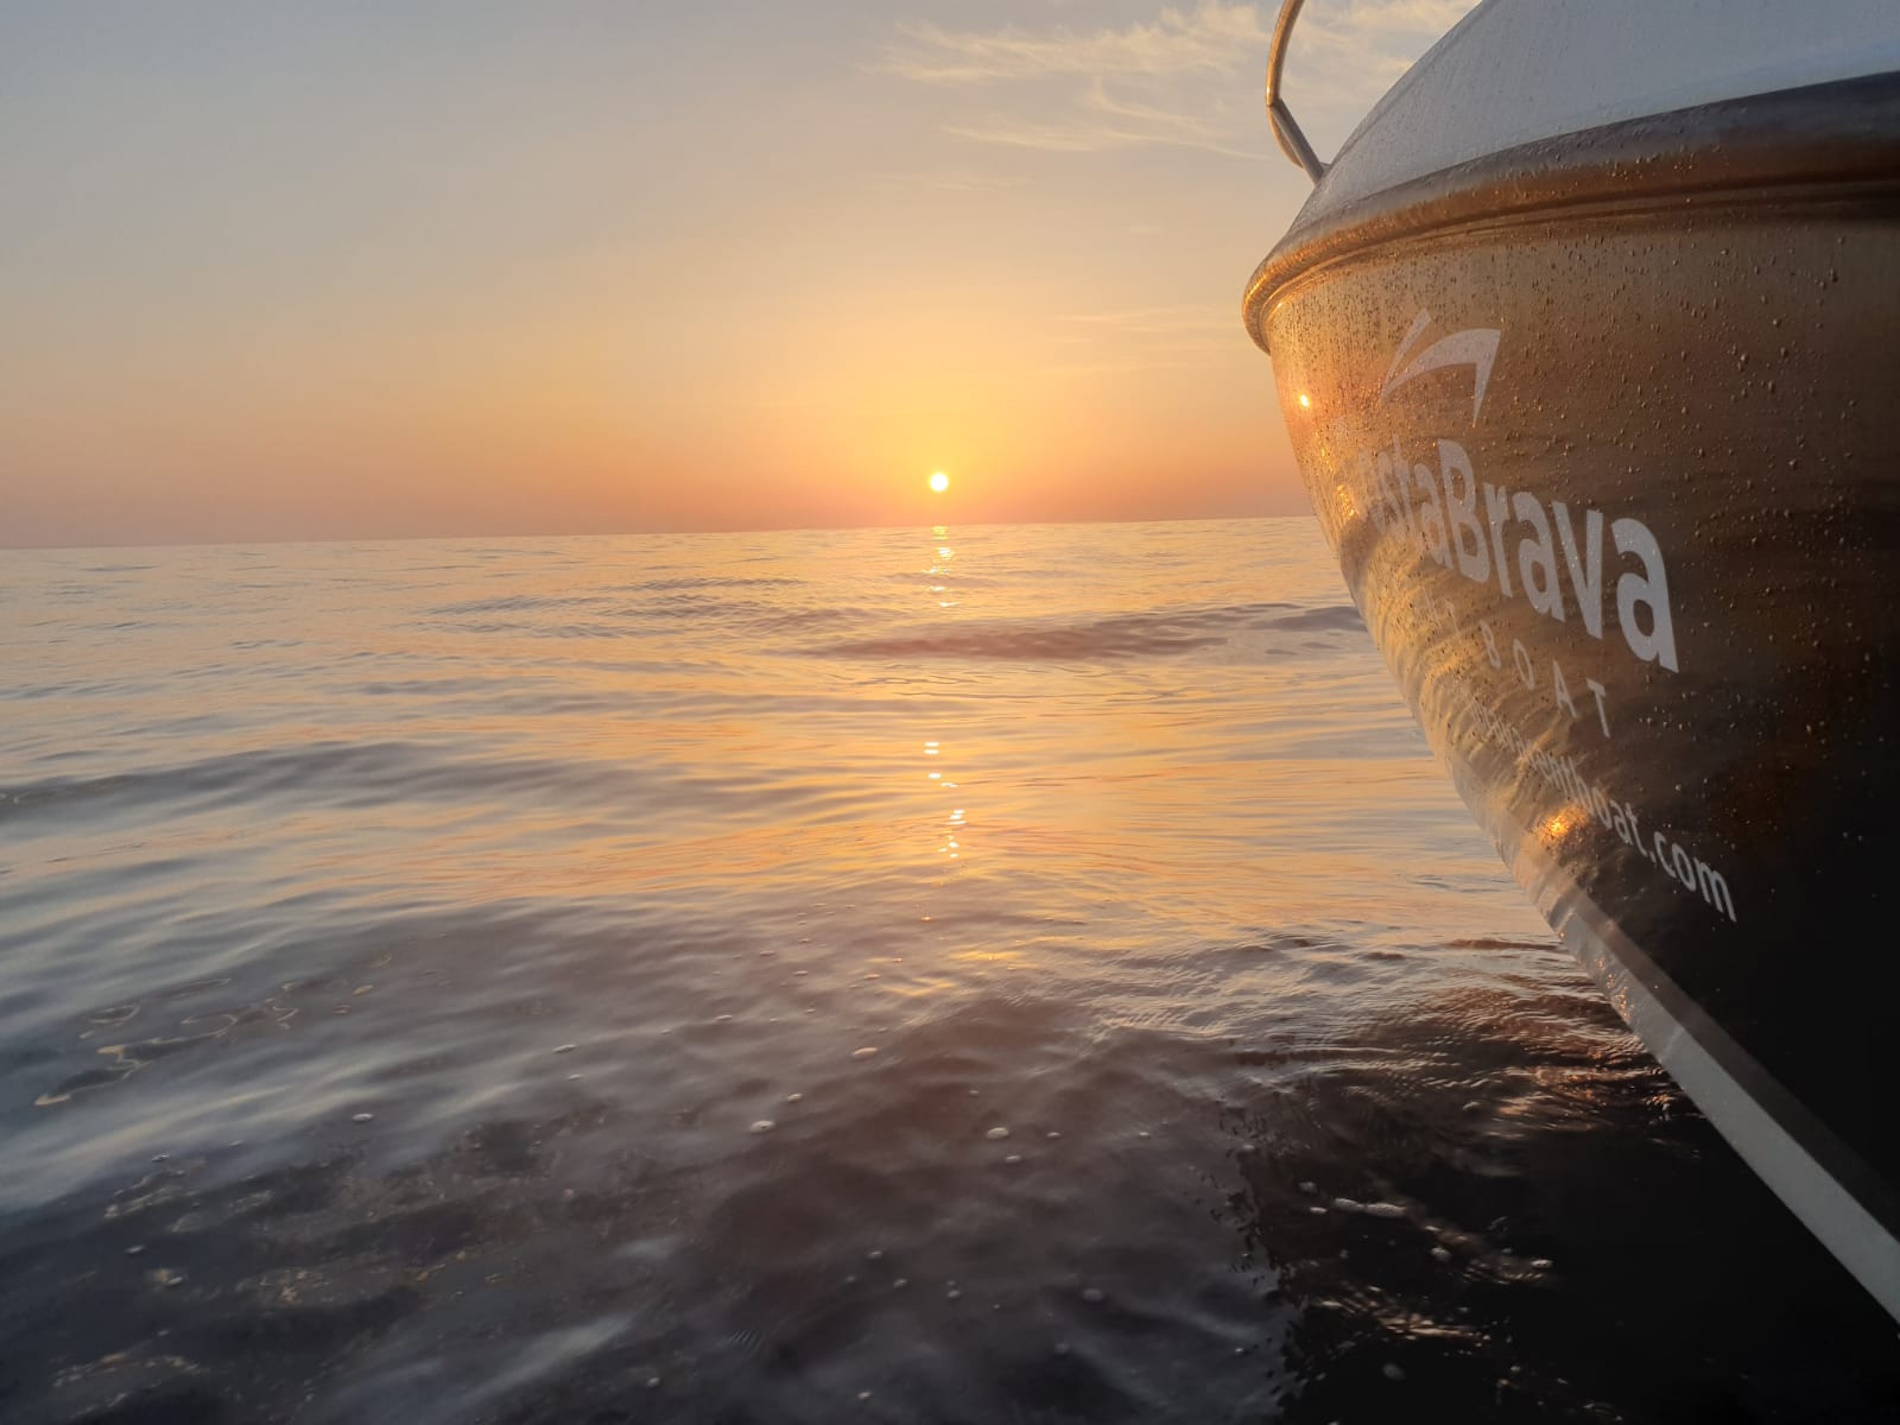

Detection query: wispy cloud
xmin=1052 ymin=306 xmax=1241 ymax=369
xmin=1064 ymin=306 xmax=1235 ymax=336
xmin=1081 ymin=78 xmax=1221 ymax=136
xmin=940 ymin=115 xmax=1262 ymax=160
xmin=882 ymin=4 xmax=1266 ymax=86
xmin=882 ymin=1 xmax=1479 ymax=160
xmin=879 ymin=169 xmax=1033 ymax=192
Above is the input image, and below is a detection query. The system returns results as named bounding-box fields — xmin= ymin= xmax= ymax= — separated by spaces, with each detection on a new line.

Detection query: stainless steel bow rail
xmin=1267 ymin=0 xmax=1327 ymax=184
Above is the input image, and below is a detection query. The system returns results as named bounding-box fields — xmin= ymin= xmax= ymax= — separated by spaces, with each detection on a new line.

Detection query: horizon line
xmin=3 ymin=509 xmax=1316 ymax=555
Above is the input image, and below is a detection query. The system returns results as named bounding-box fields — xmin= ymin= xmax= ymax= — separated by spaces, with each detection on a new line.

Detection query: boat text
xmin=1356 ymin=438 xmax=1678 ymax=672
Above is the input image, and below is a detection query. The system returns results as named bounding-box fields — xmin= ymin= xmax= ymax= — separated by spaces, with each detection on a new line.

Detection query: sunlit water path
xmin=2 ymin=519 xmax=1892 ymax=1422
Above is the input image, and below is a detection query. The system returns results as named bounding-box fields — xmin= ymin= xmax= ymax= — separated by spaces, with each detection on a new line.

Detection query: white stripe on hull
xmin=1512 ymin=831 xmax=1900 ymax=1321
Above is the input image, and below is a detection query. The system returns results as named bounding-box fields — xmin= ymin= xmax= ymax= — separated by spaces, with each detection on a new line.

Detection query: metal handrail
xmin=1266 ymin=0 xmax=1327 ymax=184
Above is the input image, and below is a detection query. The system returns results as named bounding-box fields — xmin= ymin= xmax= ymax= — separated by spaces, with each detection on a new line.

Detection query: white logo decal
xmin=1380 ymin=309 xmax=1501 ymax=422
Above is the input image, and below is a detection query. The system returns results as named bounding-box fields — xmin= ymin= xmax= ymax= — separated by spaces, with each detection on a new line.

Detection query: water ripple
xmin=0 ymin=522 xmax=1890 ymax=1423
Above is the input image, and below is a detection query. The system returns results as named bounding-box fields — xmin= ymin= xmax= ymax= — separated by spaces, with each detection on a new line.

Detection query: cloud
xmin=1051 ymin=306 xmax=1241 ymax=368
xmin=1081 ymin=78 xmax=1222 ymax=136
xmin=940 ymin=115 xmax=1263 ymax=160
xmin=1063 ymin=306 xmax=1235 ymax=336
xmin=882 ymin=1 xmax=1480 ymax=160
xmin=882 ymin=4 xmax=1267 ymax=86
xmin=879 ymin=169 xmax=1033 ymax=191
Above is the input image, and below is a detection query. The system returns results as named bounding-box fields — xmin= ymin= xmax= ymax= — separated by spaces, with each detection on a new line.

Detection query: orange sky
xmin=0 ymin=3 xmax=1475 ymax=546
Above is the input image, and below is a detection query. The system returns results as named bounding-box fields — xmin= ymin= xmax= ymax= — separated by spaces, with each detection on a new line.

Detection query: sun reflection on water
xmin=926 ymin=524 xmax=967 ymax=863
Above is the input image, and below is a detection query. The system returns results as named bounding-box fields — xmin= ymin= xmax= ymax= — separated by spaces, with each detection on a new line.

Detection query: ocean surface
xmin=2 ymin=517 xmax=1894 ymax=1424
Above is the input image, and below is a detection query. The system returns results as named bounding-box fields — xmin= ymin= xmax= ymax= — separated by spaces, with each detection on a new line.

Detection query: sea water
xmin=1 ymin=519 xmax=1893 ymax=1422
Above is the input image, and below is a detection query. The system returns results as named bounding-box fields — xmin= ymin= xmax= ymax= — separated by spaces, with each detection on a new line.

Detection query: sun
xmin=928 ymin=471 xmax=950 ymax=494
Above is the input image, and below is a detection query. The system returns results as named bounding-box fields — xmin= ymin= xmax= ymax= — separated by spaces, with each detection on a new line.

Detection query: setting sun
xmin=928 ymin=472 xmax=950 ymax=494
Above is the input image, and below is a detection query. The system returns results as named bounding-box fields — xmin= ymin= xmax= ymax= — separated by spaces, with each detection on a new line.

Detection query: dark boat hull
xmin=1246 ymin=76 xmax=1900 ymax=1313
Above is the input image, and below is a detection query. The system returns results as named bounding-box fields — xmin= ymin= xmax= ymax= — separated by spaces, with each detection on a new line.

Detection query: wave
xmin=812 ymin=602 xmax=1362 ymax=662
xmin=0 ymin=739 xmax=695 ymax=826
xmin=625 ymin=575 xmax=802 ymax=592
xmin=428 ymin=576 xmax=800 ymax=617
xmin=1262 ymin=605 xmax=1364 ymax=633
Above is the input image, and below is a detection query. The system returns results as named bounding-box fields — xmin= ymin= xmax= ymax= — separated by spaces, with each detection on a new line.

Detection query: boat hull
xmin=1247 ymin=76 xmax=1900 ymax=1313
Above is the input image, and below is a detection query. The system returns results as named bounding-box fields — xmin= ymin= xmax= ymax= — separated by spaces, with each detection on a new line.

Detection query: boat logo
xmin=1380 ymin=310 xmax=1500 ymax=422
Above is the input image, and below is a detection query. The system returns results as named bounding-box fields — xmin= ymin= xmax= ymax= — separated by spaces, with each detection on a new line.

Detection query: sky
xmin=0 ymin=1 xmax=1477 ymax=547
